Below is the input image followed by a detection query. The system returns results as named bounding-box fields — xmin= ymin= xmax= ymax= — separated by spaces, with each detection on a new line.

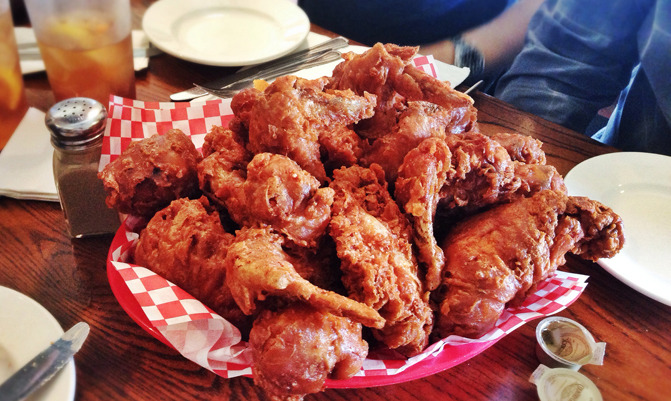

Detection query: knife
xmin=170 ymin=36 xmax=349 ymax=102
xmin=0 ymin=322 xmax=90 ymax=401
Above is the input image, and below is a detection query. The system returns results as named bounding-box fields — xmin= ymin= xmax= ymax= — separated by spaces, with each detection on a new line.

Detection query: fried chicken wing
xmin=434 ymin=190 xmax=624 ymax=339
xmin=395 ymin=138 xmax=452 ymax=292
xmin=329 ymin=164 xmax=433 ymax=356
xmin=250 ymin=304 xmax=367 ymax=401
xmin=223 ymin=226 xmax=385 ymax=329
xmin=133 ymin=196 xmax=249 ymax=329
xmin=243 ymin=75 xmax=376 ymax=182
xmin=438 ymin=132 xmax=519 ymax=212
xmin=99 ymin=129 xmax=202 ymax=217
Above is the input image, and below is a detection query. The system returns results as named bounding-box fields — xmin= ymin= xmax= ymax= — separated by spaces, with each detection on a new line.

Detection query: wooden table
xmin=2 ymin=2 xmax=670 ymax=400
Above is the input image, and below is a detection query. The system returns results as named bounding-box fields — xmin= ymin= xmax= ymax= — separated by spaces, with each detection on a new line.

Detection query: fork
xmin=194 ymin=50 xmax=343 ymax=98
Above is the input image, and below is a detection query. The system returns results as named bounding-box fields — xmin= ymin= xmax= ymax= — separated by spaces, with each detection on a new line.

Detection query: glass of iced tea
xmin=0 ymin=0 xmax=28 ymax=151
xmin=23 ymin=0 xmax=136 ymax=106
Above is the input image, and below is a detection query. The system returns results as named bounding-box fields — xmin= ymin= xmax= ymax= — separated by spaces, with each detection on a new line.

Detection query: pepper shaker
xmin=47 ymin=97 xmax=120 ymax=238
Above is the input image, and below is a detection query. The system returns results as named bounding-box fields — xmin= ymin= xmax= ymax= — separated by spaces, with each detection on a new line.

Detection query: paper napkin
xmin=0 ymin=107 xmax=58 ymax=201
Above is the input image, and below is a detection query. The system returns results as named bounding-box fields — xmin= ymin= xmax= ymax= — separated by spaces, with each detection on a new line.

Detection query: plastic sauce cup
xmin=535 ymin=317 xmax=606 ymax=371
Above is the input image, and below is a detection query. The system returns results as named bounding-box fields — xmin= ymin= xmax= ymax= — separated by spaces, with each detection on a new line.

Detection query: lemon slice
xmin=0 ymin=67 xmax=24 ymax=111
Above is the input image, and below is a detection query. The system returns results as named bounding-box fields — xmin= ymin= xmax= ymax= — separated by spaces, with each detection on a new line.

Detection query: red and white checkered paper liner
xmin=102 ymin=55 xmax=589 ymax=387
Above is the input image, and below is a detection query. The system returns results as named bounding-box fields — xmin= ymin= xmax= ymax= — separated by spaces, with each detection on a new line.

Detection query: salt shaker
xmin=47 ymin=97 xmax=120 ymax=238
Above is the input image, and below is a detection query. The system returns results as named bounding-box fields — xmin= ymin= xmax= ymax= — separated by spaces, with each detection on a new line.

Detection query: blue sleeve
xmin=494 ymin=0 xmax=654 ymax=133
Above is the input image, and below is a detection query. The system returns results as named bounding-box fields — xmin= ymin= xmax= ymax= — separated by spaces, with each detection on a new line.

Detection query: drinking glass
xmin=0 ymin=0 xmax=28 ymax=150
xmin=23 ymin=0 xmax=136 ymax=106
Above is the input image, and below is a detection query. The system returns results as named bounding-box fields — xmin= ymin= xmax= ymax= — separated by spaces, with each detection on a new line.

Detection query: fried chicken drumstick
xmin=250 ymin=304 xmax=368 ymax=401
xmin=434 ymin=190 xmax=624 ymax=339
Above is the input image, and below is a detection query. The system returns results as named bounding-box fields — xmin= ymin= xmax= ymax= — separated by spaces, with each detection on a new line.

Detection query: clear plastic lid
xmin=530 ymin=365 xmax=603 ymax=401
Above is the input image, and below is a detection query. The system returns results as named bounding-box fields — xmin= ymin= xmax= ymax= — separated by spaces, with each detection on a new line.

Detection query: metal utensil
xmin=170 ymin=36 xmax=349 ymax=101
xmin=0 ymin=322 xmax=90 ymax=401
xmin=194 ymin=50 xmax=343 ymax=99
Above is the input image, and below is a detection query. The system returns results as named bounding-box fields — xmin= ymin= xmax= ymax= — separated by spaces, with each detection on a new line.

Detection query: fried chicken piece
xmin=395 ymin=133 xmax=564 ymax=292
xmin=329 ymin=43 xmax=477 ymax=142
xmin=243 ymin=75 xmax=376 ymax=182
xmin=133 ymin=196 xmax=249 ymax=329
xmin=99 ymin=129 xmax=202 ymax=217
xmin=229 ymin=87 xmax=262 ymax=133
xmin=250 ymin=304 xmax=368 ymax=401
xmin=329 ymin=164 xmax=433 ymax=356
xmin=329 ymin=43 xmax=413 ymax=140
xmin=223 ymin=226 xmax=385 ymax=329
xmin=434 ymin=190 xmax=624 ymax=339
xmin=393 ymin=62 xmax=477 ymax=134
xmin=490 ymin=132 xmax=546 ymax=165
xmin=200 ymin=125 xmax=250 ymax=160
xmin=202 ymin=152 xmax=335 ymax=248
xmin=362 ymin=100 xmax=455 ymax=183
xmin=395 ymin=138 xmax=452 ymax=292
xmin=318 ymin=124 xmax=368 ymax=174
xmin=438 ymin=132 xmax=520 ymax=213
xmin=565 ymin=196 xmax=625 ymax=260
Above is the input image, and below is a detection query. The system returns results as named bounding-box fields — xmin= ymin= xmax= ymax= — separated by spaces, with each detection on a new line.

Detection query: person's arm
xmin=495 ymin=0 xmax=650 ymax=133
xmin=419 ymin=0 xmax=544 ymax=79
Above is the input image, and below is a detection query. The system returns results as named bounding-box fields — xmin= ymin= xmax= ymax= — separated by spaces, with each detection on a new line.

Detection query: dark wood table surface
xmin=2 ymin=2 xmax=670 ymax=400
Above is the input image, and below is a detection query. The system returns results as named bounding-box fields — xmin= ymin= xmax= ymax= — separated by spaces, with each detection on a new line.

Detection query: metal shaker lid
xmin=46 ymin=97 xmax=108 ymax=149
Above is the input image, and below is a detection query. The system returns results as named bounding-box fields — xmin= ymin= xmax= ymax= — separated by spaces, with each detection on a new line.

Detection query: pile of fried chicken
xmin=99 ymin=43 xmax=624 ymax=401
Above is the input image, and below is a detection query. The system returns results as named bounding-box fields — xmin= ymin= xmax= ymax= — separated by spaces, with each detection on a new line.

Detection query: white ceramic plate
xmin=564 ymin=152 xmax=671 ymax=306
xmin=0 ymin=286 xmax=76 ymax=401
xmin=142 ymin=0 xmax=310 ymax=66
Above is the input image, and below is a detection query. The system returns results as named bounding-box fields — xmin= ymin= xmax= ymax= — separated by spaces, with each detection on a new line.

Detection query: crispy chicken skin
xmin=201 ymin=152 xmax=335 ymax=248
xmin=362 ymin=100 xmax=457 ymax=183
xmin=435 ymin=190 xmax=571 ymax=338
xmin=223 ymin=226 xmax=385 ymax=329
xmin=395 ymin=138 xmax=452 ymax=292
xmin=565 ymin=196 xmax=625 ymax=260
xmin=133 ymin=196 xmax=248 ymax=329
xmin=329 ymin=164 xmax=433 ymax=356
xmin=434 ymin=190 xmax=624 ymax=339
xmin=200 ymin=124 xmax=251 ymax=161
xmin=250 ymin=304 xmax=368 ymax=401
xmin=99 ymin=129 xmax=202 ymax=217
xmin=243 ymin=75 xmax=376 ymax=182
xmin=490 ymin=132 xmax=546 ymax=165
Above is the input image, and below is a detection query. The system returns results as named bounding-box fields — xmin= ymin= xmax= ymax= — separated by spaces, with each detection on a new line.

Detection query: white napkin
xmin=16 ymin=28 xmax=160 ymax=75
xmin=0 ymin=108 xmax=58 ymax=202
